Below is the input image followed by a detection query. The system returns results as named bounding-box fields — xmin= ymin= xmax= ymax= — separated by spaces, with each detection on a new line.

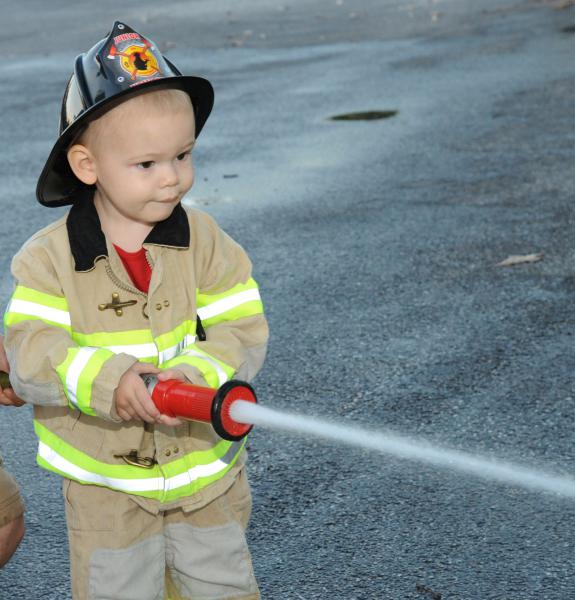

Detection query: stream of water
xmin=230 ymin=400 xmax=575 ymax=499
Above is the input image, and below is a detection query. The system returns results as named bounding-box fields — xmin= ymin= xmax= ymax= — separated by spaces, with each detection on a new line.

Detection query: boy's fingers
xmin=133 ymin=389 xmax=161 ymax=423
xmin=130 ymin=401 xmax=153 ymax=423
xmin=116 ymin=393 xmax=143 ymax=422
xmin=119 ymin=373 xmax=160 ymax=423
xmin=157 ymin=415 xmax=184 ymax=427
xmin=157 ymin=369 xmax=186 ymax=382
xmin=117 ymin=407 xmax=134 ymax=421
xmin=131 ymin=362 xmax=161 ymax=375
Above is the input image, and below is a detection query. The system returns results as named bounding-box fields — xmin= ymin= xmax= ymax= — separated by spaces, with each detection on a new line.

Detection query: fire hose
xmin=0 ymin=370 xmax=257 ymax=442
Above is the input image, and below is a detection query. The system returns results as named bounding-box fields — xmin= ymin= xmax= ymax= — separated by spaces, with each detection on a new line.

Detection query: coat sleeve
xmin=3 ymin=240 xmax=137 ymax=421
xmin=159 ymin=211 xmax=269 ymax=388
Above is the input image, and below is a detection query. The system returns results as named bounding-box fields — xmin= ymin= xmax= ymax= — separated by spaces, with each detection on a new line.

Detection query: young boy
xmin=3 ymin=22 xmax=268 ymax=600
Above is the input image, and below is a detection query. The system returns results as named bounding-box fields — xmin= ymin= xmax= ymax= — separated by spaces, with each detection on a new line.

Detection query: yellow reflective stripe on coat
xmin=71 ymin=323 xmax=197 ymax=365
xmin=73 ymin=330 xmax=159 ymax=363
xmin=161 ymin=344 xmax=235 ymax=388
xmin=196 ymin=278 xmax=263 ymax=329
xmin=34 ymin=421 xmax=245 ymax=502
xmin=4 ymin=285 xmax=71 ymax=331
xmin=56 ymin=347 xmax=115 ymax=415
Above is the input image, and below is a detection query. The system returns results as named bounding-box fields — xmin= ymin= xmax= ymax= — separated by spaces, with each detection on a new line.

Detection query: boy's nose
xmin=160 ymin=163 xmax=179 ymax=187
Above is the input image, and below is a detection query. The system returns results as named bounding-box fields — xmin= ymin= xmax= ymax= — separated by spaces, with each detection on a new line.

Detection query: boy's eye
xmin=176 ymin=151 xmax=191 ymax=161
xmin=138 ymin=161 xmax=155 ymax=169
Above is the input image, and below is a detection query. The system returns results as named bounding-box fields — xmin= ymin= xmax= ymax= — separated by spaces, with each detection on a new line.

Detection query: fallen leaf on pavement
xmin=496 ymin=252 xmax=544 ymax=267
xmin=554 ymin=0 xmax=575 ymax=9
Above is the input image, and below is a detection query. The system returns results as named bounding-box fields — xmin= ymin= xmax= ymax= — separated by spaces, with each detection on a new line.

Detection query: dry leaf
xmin=554 ymin=0 xmax=575 ymax=9
xmin=497 ymin=252 xmax=544 ymax=267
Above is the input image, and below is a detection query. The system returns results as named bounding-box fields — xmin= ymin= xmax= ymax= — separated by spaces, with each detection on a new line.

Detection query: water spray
xmin=230 ymin=400 xmax=575 ymax=500
xmin=3 ymin=369 xmax=575 ymax=499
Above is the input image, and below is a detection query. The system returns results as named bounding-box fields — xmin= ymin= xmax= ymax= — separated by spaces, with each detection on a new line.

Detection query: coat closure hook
xmin=98 ymin=292 xmax=137 ymax=317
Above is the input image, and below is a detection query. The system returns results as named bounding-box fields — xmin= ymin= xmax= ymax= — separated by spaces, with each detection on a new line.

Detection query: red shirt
xmin=114 ymin=245 xmax=152 ymax=293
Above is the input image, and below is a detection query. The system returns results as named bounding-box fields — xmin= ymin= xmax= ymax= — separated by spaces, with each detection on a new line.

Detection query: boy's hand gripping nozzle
xmin=144 ymin=376 xmax=257 ymax=441
xmin=0 ymin=370 xmax=257 ymax=441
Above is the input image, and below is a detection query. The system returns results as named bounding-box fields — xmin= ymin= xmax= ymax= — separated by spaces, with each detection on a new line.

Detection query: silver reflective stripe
xmin=197 ymin=289 xmax=261 ymax=321
xmin=159 ymin=334 xmax=196 ymax=364
xmin=164 ymin=459 xmax=233 ymax=491
xmin=104 ymin=342 xmax=158 ymax=359
xmin=8 ymin=298 xmax=71 ymax=326
xmin=37 ymin=439 xmax=242 ymax=494
xmin=104 ymin=334 xmax=198 ymax=362
xmin=164 ymin=441 xmax=242 ymax=492
xmin=220 ymin=440 xmax=243 ymax=464
xmin=66 ymin=347 xmax=98 ymax=408
xmin=38 ymin=441 xmax=163 ymax=492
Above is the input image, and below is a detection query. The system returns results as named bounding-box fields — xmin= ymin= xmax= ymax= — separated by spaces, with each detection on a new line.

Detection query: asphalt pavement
xmin=1 ymin=1 xmax=575 ymax=598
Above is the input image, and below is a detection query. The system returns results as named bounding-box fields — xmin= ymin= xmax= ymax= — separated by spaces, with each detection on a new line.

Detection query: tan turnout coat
xmin=4 ymin=199 xmax=268 ymax=512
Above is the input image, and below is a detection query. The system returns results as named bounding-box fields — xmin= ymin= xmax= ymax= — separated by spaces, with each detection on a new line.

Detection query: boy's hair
xmin=74 ymin=88 xmax=194 ymax=150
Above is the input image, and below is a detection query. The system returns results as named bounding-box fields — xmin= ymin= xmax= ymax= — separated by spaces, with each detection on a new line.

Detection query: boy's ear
xmin=67 ymin=144 xmax=98 ymax=185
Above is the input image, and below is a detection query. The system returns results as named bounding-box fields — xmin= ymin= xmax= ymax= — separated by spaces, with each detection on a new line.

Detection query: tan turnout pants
xmin=63 ymin=470 xmax=260 ymax=600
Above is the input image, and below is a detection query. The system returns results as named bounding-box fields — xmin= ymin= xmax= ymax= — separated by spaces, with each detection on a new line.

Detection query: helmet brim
xmin=36 ymin=75 xmax=214 ymax=207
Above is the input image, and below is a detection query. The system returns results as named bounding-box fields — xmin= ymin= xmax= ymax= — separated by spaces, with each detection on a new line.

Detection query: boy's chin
xmin=144 ymin=200 xmax=180 ymax=222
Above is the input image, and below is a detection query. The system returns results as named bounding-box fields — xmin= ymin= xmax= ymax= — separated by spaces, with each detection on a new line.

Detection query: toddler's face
xmin=89 ymin=96 xmax=196 ymax=226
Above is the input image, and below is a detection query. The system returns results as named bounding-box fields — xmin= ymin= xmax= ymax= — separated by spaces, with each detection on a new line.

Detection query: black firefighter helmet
xmin=36 ymin=21 xmax=214 ymax=207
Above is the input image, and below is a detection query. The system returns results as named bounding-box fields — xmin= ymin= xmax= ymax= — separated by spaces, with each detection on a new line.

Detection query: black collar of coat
xmin=66 ymin=191 xmax=190 ymax=272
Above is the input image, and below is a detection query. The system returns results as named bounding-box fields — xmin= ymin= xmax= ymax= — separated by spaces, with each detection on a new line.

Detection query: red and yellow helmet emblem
xmin=108 ymin=36 xmax=160 ymax=81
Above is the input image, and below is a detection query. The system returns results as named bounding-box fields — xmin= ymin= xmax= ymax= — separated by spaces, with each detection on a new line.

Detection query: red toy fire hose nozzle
xmin=144 ymin=376 xmax=257 ymax=441
xmin=0 ymin=369 xmax=256 ymax=441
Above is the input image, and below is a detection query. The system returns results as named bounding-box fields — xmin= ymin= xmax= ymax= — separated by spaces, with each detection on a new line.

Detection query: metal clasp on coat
xmin=99 ymin=293 xmax=138 ymax=317
xmin=114 ymin=450 xmax=156 ymax=469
